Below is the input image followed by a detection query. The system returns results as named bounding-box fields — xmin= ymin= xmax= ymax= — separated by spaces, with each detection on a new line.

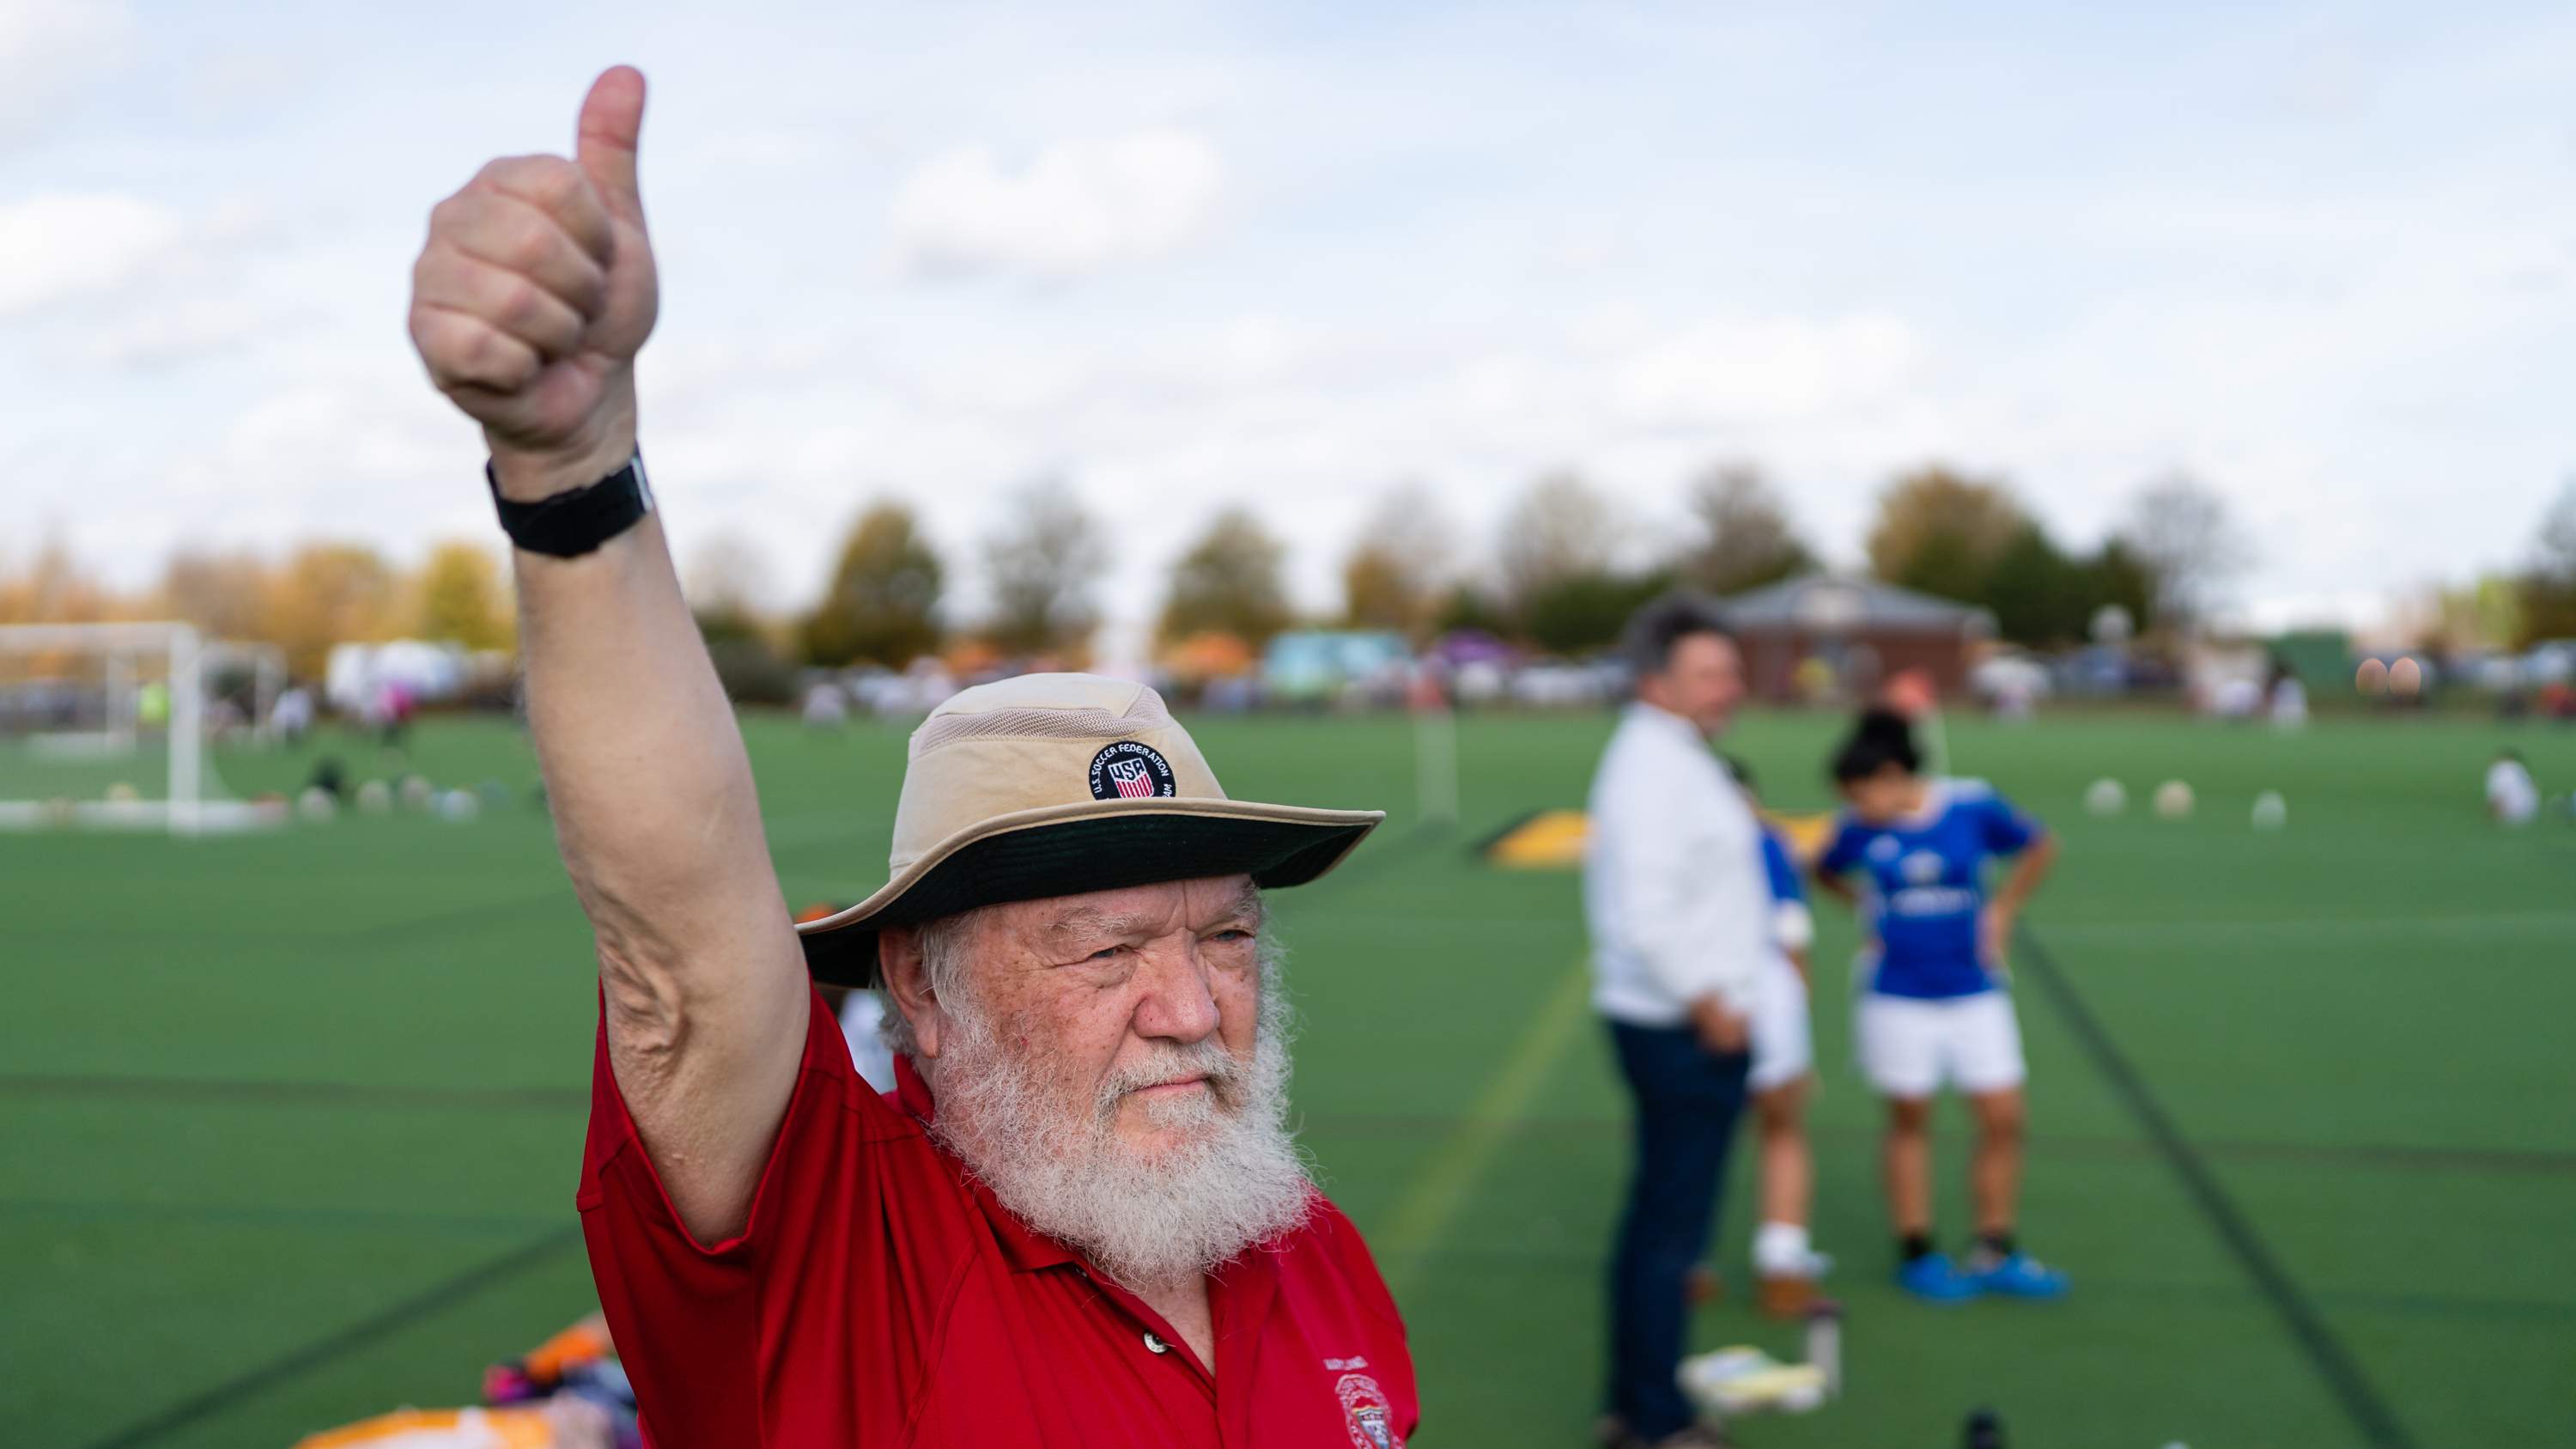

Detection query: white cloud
xmin=189 ymin=44 xmax=310 ymax=122
xmin=0 ymin=192 xmax=282 ymax=363
xmin=0 ymin=192 xmax=180 ymax=317
xmin=890 ymin=131 xmax=1224 ymax=280
xmin=0 ymin=0 xmax=129 ymax=149
xmin=1608 ymin=314 xmax=1923 ymax=426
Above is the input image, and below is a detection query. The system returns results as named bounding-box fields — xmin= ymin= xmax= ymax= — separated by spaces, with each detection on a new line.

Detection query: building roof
xmin=1718 ymin=573 xmax=1996 ymax=637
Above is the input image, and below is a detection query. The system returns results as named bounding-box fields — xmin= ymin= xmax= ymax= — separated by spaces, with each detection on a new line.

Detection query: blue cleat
xmin=1965 ymin=1251 xmax=2069 ymax=1300
xmin=1895 ymin=1252 xmax=1982 ymax=1303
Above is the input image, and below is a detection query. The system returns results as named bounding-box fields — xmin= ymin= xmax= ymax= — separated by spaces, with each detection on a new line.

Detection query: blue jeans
xmin=1606 ymin=1020 xmax=1752 ymax=1439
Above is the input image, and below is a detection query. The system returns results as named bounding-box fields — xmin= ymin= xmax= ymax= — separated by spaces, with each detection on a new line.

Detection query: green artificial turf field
xmin=5 ymin=705 xmax=2572 ymax=1447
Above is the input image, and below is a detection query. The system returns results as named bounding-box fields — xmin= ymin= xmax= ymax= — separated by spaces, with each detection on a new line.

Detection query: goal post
xmin=0 ymin=620 xmax=285 ymax=835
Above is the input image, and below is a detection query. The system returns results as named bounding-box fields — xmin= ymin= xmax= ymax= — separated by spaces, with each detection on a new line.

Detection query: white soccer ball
xmin=399 ymin=775 xmax=434 ymax=810
xmin=2251 ymin=791 xmax=2287 ymax=829
xmin=2154 ymin=780 xmax=2195 ymax=819
xmin=435 ymin=788 xmax=482 ymax=823
xmin=356 ymin=779 xmax=393 ymax=814
xmin=297 ymin=786 xmax=337 ymax=823
xmin=2084 ymin=778 xmax=2127 ymax=816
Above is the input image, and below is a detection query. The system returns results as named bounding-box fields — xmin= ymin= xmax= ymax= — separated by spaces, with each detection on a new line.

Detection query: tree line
xmin=780 ymin=462 xmax=2253 ymax=673
xmin=0 ymin=539 xmax=514 ymax=679
xmin=15 ymin=466 xmax=2576 ymax=686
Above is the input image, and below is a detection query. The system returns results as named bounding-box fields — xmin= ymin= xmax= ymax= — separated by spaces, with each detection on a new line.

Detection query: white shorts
xmin=1747 ymin=953 xmax=1813 ymax=1093
xmin=1856 ymin=989 xmax=2026 ymax=1098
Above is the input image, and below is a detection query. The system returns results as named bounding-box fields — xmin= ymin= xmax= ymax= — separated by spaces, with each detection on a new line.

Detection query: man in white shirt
xmin=1585 ymin=595 xmax=1769 ymax=1449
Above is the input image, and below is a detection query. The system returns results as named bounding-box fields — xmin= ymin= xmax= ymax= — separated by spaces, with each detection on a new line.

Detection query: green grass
xmin=4 ymin=707 xmax=2572 ymax=1446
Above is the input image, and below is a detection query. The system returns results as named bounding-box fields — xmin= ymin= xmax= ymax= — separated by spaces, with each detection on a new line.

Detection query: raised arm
xmin=408 ymin=67 xmax=806 ymax=1244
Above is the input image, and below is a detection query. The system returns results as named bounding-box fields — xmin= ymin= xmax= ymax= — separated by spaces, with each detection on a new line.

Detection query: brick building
xmin=1718 ymin=574 xmax=1996 ymax=703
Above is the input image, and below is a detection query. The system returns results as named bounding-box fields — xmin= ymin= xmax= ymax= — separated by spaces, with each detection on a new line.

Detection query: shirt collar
xmin=1625 ymin=699 xmax=1710 ymax=745
xmin=1873 ymin=778 xmax=1953 ymax=832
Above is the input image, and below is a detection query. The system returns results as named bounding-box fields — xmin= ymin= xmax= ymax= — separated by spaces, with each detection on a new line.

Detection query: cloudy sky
xmin=4 ymin=0 xmax=2575 ymax=649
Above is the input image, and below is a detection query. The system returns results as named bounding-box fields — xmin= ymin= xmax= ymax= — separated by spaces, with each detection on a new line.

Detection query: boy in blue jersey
xmin=1722 ymin=758 xmax=1830 ymax=1317
xmin=1814 ymin=709 xmax=2067 ymax=1302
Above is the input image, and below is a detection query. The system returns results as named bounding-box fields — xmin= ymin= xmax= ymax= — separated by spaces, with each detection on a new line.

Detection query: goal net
xmin=0 ymin=621 xmax=286 ymax=834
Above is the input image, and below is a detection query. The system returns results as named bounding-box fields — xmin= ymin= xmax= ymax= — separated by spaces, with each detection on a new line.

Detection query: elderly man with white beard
xmin=406 ymin=68 xmax=1415 ymax=1448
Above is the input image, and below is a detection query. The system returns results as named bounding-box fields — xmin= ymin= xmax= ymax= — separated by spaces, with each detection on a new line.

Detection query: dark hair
xmin=1623 ymin=592 xmax=1734 ymax=676
xmin=1832 ymin=708 xmax=1921 ymax=783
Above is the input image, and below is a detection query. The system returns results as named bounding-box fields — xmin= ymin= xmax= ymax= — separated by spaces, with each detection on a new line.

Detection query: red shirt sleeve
xmin=576 ymin=987 xmax=963 ymax=1447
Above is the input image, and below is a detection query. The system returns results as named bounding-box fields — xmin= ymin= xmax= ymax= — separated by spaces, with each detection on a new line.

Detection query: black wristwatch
xmin=486 ymin=451 xmax=653 ymax=557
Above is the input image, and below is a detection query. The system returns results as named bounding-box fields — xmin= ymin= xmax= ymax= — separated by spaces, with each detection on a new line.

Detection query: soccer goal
xmin=0 ymin=621 xmax=287 ymax=834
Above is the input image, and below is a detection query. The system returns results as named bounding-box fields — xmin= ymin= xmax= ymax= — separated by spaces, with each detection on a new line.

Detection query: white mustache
xmin=1095 ymin=1038 xmax=1242 ymax=1117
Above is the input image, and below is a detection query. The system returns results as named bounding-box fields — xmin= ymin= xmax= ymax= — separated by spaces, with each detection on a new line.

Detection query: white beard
xmin=924 ymin=968 xmax=1313 ymax=1292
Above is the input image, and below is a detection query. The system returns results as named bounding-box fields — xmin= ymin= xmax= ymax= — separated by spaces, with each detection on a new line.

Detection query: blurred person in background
xmin=799 ymin=902 xmax=902 ymax=1094
xmin=1583 ymin=595 xmax=1767 ymax=1449
xmin=1814 ymin=709 xmax=2065 ymax=1303
xmin=2267 ymin=664 xmax=2308 ymax=730
xmin=271 ymin=685 xmax=313 ymax=744
xmin=1720 ymin=758 xmax=1830 ymax=1318
xmin=2487 ymin=747 xmax=2539 ymax=825
xmin=407 ymin=69 xmax=1413 ymax=1448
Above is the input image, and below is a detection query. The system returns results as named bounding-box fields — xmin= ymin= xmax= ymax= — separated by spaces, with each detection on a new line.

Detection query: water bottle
xmin=1802 ymin=1299 xmax=1841 ymax=1397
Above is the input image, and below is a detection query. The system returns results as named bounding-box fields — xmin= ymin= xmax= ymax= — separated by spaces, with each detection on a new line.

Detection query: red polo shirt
xmin=578 ymin=989 xmax=1418 ymax=1447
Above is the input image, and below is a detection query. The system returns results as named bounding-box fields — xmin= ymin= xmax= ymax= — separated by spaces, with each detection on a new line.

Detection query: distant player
xmin=1814 ymin=709 xmax=2066 ymax=1302
xmin=1722 ymin=758 xmax=1830 ymax=1316
xmin=2487 ymin=748 xmax=2539 ymax=825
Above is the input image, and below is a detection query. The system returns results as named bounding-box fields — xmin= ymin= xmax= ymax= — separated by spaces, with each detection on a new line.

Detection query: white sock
xmin=1754 ymin=1221 xmax=1813 ymax=1275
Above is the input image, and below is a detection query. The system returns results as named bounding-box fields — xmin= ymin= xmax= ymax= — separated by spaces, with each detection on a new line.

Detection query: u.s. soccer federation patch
xmin=1334 ymin=1372 xmax=1399 ymax=1449
xmin=1088 ymin=741 xmax=1177 ymax=801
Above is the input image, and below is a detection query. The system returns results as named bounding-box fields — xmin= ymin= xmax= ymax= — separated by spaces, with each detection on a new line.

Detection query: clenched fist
xmin=410 ymin=66 xmax=659 ymax=502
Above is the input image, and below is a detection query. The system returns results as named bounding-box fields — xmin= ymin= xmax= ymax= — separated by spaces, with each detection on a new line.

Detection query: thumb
xmin=576 ymin=65 xmax=647 ymax=222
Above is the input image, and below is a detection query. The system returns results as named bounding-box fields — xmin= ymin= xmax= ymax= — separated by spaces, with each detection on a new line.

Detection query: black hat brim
xmin=799 ymin=812 xmax=1376 ymax=988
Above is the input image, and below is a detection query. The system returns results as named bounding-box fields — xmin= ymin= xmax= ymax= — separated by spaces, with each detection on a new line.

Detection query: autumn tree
xmin=265 ymin=544 xmax=398 ymax=679
xmin=675 ymin=533 xmax=795 ymax=703
xmin=982 ymin=478 xmax=1108 ymax=660
xmin=683 ymin=532 xmax=775 ymax=634
xmin=1497 ymin=472 xmax=1620 ymax=615
xmin=159 ymin=551 xmax=271 ymax=640
xmin=1160 ymin=507 xmax=1292 ymax=648
xmin=1495 ymin=472 xmax=1668 ymax=654
xmin=2115 ymin=474 xmax=2251 ymax=636
xmin=1981 ymin=527 xmax=2152 ymax=648
xmin=804 ymin=503 xmax=945 ymax=667
xmin=1340 ymin=484 xmax=1454 ymax=638
xmin=0 ymin=538 xmax=113 ymax=624
xmin=2515 ymin=480 xmax=2576 ymax=646
xmin=1866 ymin=466 xmax=2029 ymax=604
xmin=1682 ymin=464 xmax=1813 ymax=596
xmin=414 ymin=542 xmax=515 ymax=653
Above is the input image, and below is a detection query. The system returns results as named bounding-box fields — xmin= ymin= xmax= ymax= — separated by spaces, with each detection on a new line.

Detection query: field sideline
xmin=4 ymin=706 xmax=2571 ymax=1447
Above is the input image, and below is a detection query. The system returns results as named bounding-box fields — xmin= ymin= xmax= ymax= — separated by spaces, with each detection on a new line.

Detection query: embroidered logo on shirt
xmin=1323 ymin=1355 xmax=1368 ymax=1370
xmin=1335 ymin=1372 xmax=1400 ymax=1449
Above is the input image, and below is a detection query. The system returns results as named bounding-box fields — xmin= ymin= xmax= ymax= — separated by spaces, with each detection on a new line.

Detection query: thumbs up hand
xmin=410 ymin=67 xmax=659 ymax=501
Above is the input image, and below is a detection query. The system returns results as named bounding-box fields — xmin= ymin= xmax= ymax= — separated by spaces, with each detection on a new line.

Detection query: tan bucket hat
xmin=796 ymin=673 xmax=1382 ymax=986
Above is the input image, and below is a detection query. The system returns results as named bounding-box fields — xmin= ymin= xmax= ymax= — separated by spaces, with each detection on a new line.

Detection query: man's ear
xmin=878 ymin=926 xmax=944 ymax=1058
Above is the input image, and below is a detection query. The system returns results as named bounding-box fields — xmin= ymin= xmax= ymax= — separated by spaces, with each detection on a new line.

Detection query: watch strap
xmin=487 ymin=451 xmax=653 ymax=558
